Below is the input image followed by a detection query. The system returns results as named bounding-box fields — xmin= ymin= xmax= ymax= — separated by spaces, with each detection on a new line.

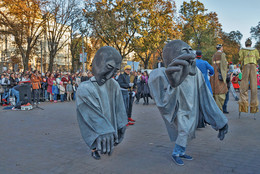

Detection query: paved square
xmin=0 ymin=92 xmax=259 ymax=174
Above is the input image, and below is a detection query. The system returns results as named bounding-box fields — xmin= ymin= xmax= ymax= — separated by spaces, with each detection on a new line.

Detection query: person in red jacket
xmin=47 ymin=73 xmax=55 ymax=102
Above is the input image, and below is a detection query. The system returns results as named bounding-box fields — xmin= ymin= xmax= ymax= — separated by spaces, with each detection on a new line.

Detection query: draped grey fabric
xmin=148 ymin=67 xmax=228 ymax=147
xmin=76 ymin=77 xmax=128 ymax=149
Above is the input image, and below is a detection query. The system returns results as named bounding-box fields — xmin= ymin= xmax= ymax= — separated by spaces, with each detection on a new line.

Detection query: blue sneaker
xmin=180 ymin=154 xmax=193 ymax=160
xmin=172 ymin=155 xmax=184 ymax=166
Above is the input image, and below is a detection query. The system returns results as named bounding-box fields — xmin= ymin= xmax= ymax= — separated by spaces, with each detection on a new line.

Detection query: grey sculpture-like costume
xmin=148 ymin=40 xmax=228 ymax=152
xmin=148 ymin=67 xmax=228 ymax=147
xmin=76 ymin=46 xmax=128 ymax=155
xmin=76 ymin=77 xmax=128 ymax=148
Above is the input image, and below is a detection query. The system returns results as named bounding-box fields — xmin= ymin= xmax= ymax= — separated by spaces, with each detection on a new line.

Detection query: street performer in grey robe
xmin=148 ymin=40 xmax=228 ymax=166
xmin=76 ymin=46 xmax=128 ymax=160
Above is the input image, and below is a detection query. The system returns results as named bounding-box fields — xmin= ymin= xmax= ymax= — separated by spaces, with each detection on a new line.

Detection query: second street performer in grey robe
xmin=148 ymin=40 xmax=228 ymax=166
xmin=76 ymin=46 xmax=128 ymax=160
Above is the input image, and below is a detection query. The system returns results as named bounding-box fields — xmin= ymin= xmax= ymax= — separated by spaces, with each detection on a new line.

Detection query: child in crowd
xmin=72 ymin=81 xmax=77 ymax=100
xmin=66 ymin=80 xmax=73 ymax=101
xmin=59 ymin=81 xmax=65 ymax=102
xmin=52 ymin=81 xmax=59 ymax=103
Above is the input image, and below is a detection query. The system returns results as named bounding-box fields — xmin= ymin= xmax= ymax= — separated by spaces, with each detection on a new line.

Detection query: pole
xmin=82 ymin=34 xmax=85 ymax=73
xmin=40 ymin=40 xmax=43 ymax=74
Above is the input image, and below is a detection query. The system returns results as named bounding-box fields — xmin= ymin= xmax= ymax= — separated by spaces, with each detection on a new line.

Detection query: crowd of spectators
xmin=0 ymin=69 xmax=93 ymax=107
xmin=0 ymin=68 xmax=153 ymax=109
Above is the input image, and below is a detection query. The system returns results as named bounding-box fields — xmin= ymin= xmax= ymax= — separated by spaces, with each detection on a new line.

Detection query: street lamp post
xmin=40 ymin=40 xmax=43 ymax=74
xmin=82 ymin=33 xmax=85 ymax=73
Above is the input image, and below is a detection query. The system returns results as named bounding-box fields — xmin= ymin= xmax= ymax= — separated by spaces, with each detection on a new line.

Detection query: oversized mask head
xmin=163 ymin=40 xmax=196 ymax=87
xmin=92 ymin=46 xmax=122 ymax=86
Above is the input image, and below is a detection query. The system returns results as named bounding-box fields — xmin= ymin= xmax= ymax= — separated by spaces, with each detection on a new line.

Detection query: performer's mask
xmin=163 ymin=40 xmax=197 ymax=87
xmin=92 ymin=46 xmax=122 ymax=86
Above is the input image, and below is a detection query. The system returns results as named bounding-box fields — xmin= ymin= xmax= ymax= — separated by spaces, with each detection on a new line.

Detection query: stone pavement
xmin=0 ymin=91 xmax=260 ymax=174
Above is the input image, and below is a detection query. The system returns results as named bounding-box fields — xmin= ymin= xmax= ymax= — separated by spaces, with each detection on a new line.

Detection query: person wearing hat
xmin=238 ymin=38 xmax=260 ymax=113
xmin=195 ymin=50 xmax=214 ymax=94
xmin=117 ymin=65 xmax=135 ymax=126
xmin=210 ymin=44 xmax=228 ymax=111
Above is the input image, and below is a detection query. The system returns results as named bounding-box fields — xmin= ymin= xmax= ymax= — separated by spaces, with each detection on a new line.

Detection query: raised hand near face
xmin=165 ymin=53 xmax=196 ymax=88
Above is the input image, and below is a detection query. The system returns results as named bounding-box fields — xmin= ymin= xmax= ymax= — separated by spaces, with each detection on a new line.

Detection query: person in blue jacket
xmin=195 ymin=50 xmax=214 ymax=94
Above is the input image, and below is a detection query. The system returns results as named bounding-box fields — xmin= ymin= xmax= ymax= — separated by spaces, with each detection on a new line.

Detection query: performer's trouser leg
xmin=239 ymin=64 xmax=250 ymax=112
xmin=121 ymin=90 xmax=129 ymax=116
xmin=213 ymin=94 xmax=226 ymax=111
xmin=239 ymin=64 xmax=259 ymax=113
xmin=128 ymin=92 xmax=134 ymax=118
xmin=222 ymin=90 xmax=229 ymax=112
xmin=172 ymin=144 xmax=186 ymax=156
xmin=249 ymin=64 xmax=259 ymax=113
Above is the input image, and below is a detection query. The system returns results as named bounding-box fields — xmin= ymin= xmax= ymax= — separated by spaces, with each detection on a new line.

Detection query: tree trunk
xmin=48 ymin=51 xmax=54 ymax=73
xmin=22 ymin=55 xmax=29 ymax=72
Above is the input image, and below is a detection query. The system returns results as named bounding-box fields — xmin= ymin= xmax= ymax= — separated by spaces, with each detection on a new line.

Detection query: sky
xmin=174 ymin=0 xmax=260 ymax=46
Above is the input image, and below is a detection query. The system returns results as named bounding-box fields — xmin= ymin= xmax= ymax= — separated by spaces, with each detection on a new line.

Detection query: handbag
xmin=214 ymin=58 xmax=223 ymax=81
xmin=218 ymin=68 xmax=223 ymax=81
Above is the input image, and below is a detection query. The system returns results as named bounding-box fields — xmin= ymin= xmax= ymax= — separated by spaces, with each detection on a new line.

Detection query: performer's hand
xmin=165 ymin=53 xmax=195 ymax=88
xmin=218 ymin=124 xmax=228 ymax=140
xmin=96 ymin=133 xmax=118 ymax=155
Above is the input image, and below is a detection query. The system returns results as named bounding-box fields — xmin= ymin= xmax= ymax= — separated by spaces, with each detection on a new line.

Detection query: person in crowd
xmin=257 ymin=73 xmax=260 ymax=89
xmin=47 ymin=73 xmax=55 ymax=102
xmin=70 ymin=74 xmax=76 ymax=84
xmin=75 ymin=73 xmax=81 ymax=86
xmin=195 ymin=50 xmax=214 ymax=94
xmin=222 ymin=71 xmax=239 ymax=114
xmin=59 ymin=81 xmax=65 ymax=102
xmin=238 ymin=38 xmax=259 ymax=113
xmin=232 ymin=73 xmax=240 ymax=91
xmin=72 ymin=81 xmax=77 ymax=100
xmin=56 ymin=74 xmax=61 ymax=87
xmin=12 ymin=84 xmax=20 ymax=106
xmin=43 ymin=72 xmax=49 ymax=101
xmin=233 ymin=65 xmax=241 ymax=75
xmin=134 ymin=71 xmax=142 ymax=104
xmin=81 ymin=72 xmax=89 ymax=82
xmin=52 ymin=81 xmax=59 ymax=103
xmin=1 ymin=74 xmax=11 ymax=106
xmin=87 ymin=71 xmax=93 ymax=79
xmin=66 ymin=80 xmax=73 ymax=101
xmin=154 ymin=57 xmax=165 ymax=68
xmin=21 ymin=74 xmax=30 ymax=82
xmin=14 ymin=74 xmax=20 ymax=84
xmin=61 ymin=73 xmax=69 ymax=90
xmin=141 ymin=71 xmax=150 ymax=105
xmin=128 ymin=71 xmax=137 ymax=120
xmin=31 ymin=70 xmax=42 ymax=104
xmin=210 ymin=44 xmax=228 ymax=111
xmin=114 ymin=70 xmax=121 ymax=81
xmin=117 ymin=65 xmax=135 ymax=126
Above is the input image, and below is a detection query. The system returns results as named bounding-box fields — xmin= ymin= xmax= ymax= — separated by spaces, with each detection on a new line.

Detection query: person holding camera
xmin=117 ymin=65 xmax=135 ymax=126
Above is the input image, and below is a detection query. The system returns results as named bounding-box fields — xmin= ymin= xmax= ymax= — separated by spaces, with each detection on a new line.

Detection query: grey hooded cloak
xmin=148 ymin=67 xmax=228 ymax=147
xmin=76 ymin=77 xmax=128 ymax=149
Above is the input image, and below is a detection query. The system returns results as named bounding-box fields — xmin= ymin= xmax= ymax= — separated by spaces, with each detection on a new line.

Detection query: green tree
xmin=220 ymin=30 xmax=242 ymax=64
xmin=84 ymin=0 xmax=140 ymax=60
xmin=43 ymin=0 xmax=80 ymax=72
xmin=133 ymin=0 xmax=182 ymax=69
xmin=0 ymin=0 xmax=46 ymax=71
xmin=180 ymin=0 xmax=221 ymax=52
xmin=250 ymin=21 xmax=260 ymax=64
